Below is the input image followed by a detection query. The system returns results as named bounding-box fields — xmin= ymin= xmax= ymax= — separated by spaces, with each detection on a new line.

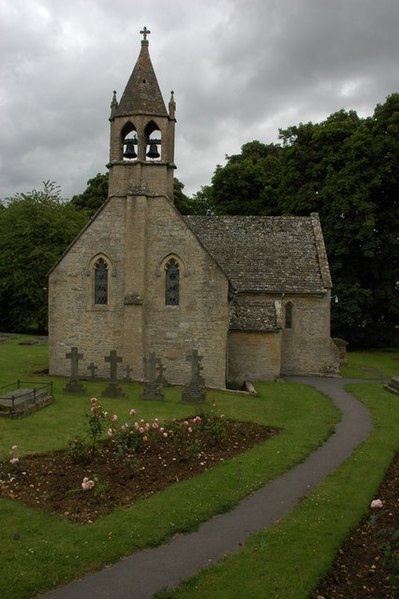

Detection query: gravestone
xmin=182 ymin=349 xmax=206 ymax=403
xmin=87 ymin=362 xmax=98 ymax=380
xmin=101 ymin=350 xmax=125 ymax=398
xmin=123 ymin=365 xmax=133 ymax=383
xmin=64 ymin=347 xmax=86 ymax=393
xmin=140 ymin=352 xmax=165 ymax=401
xmin=384 ymin=375 xmax=399 ymax=396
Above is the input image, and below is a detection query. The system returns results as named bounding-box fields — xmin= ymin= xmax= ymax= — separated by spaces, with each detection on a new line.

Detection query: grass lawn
xmin=340 ymin=347 xmax=399 ymax=379
xmin=0 ymin=335 xmax=339 ymax=599
xmin=167 ymin=351 xmax=399 ymax=598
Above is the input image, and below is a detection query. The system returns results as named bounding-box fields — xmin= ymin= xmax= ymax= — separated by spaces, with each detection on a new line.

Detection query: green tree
xmin=279 ymin=101 xmax=399 ymax=346
xmin=174 ymin=179 xmax=212 ymax=214
xmin=208 ymin=141 xmax=283 ymax=215
xmin=201 ymin=99 xmax=398 ymax=346
xmin=0 ymin=181 xmax=88 ymax=332
xmin=70 ymin=172 xmax=109 ymax=217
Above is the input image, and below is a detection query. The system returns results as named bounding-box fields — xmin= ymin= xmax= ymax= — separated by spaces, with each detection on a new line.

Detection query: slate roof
xmin=185 ymin=214 xmax=332 ymax=294
xmin=114 ymin=40 xmax=167 ymax=118
xmin=230 ymin=297 xmax=279 ymax=331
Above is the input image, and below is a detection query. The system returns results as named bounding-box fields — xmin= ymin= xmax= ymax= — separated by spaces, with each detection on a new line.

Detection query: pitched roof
xmin=230 ymin=297 xmax=279 ymax=331
xmin=185 ymin=213 xmax=332 ymax=294
xmin=114 ymin=40 xmax=167 ymax=118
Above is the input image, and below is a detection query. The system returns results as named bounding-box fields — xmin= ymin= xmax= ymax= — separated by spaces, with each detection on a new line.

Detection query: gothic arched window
xmin=165 ymin=259 xmax=179 ymax=305
xmin=94 ymin=258 xmax=109 ymax=304
xmin=285 ymin=302 xmax=293 ymax=329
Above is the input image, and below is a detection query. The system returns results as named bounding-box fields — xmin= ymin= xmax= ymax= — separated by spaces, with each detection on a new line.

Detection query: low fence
xmin=0 ymin=380 xmax=54 ymax=415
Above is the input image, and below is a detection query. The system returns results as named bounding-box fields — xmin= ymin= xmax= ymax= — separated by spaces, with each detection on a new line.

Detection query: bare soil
xmin=1 ymin=424 xmax=397 ymax=597
xmin=313 ymin=452 xmax=399 ymax=599
xmin=0 ymin=420 xmax=276 ymax=524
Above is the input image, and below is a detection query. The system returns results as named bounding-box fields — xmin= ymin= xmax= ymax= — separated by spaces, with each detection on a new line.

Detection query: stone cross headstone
xmin=64 ymin=347 xmax=86 ymax=393
xmin=87 ymin=362 xmax=98 ymax=380
xmin=101 ymin=350 xmax=125 ymax=398
xmin=123 ymin=365 xmax=133 ymax=383
xmin=182 ymin=349 xmax=206 ymax=403
xmin=140 ymin=352 xmax=165 ymax=401
xmin=156 ymin=360 xmax=168 ymax=386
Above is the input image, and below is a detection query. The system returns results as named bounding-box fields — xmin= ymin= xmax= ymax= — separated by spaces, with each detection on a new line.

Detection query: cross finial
xmin=140 ymin=26 xmax=151 ymax=41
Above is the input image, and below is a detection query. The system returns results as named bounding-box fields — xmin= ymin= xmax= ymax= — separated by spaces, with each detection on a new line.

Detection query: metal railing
xmin=0 ymin=380 xmax=53 ymax=415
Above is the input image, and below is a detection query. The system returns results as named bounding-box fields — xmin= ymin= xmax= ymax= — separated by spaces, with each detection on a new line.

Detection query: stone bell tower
xmin=107 ymin=26 xmax=176 ymax=200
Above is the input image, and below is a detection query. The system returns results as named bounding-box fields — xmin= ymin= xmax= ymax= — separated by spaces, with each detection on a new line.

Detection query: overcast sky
xmin=1 ymin=0 xmax=399 ymax=201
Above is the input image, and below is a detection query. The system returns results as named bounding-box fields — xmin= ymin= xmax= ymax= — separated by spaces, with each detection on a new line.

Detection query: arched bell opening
xmin=145 ymin=120 xmax=161 ymax=161
xmin=121 ymin=122 xmax=138 ymax=161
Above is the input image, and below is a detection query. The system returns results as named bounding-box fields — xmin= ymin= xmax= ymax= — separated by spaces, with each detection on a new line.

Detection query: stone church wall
xmin=281 ymin=295 xmax=339 ymax=375
xmin=227 ymin=331 xmax=281 ymax=386
xmin=48 ymin=198 xmax=128 ymax=378
xmin=141 ymin=197 xmax=229 ymax=388
xmin=49 ymin=195 xmax=229 ymax=388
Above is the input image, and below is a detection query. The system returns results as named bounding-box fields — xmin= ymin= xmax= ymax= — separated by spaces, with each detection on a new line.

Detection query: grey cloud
xmin=1 ymin=0 xmax=399 ymax=199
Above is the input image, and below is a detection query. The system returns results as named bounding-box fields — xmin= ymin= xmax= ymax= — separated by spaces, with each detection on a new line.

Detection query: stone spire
xmin=114 ymin=27 xmax=167 ymax=118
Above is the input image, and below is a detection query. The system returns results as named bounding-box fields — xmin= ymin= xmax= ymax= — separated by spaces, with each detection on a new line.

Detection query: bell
xmin=146 ymin=142 xmax=160 ymax=159
xmin=123 ymin=140 xmax=137 ymax=159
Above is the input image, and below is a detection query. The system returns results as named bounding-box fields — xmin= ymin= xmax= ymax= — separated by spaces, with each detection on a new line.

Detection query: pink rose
xmin=370 ymin=499 xmax=383 ymax=509
xmin=111 ymin=414 xmax=118 ymax=422
xmin=10 ymin=457 xmax=19 ymax=465
xmin=129 ymin=408 xmax=136 ymax=417
xmin=188 ymin=427 xmax=193 ymax=433
xmin=107 ymin=428 xmax=113 ymax=437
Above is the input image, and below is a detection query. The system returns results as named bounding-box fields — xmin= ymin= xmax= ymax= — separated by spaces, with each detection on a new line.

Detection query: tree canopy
xmin=0 ymin=182 xmax=88 ymax=332
xmin=203 ymin=95 xmax=399 ymax=347
xmin=1 ymin=94 xmax=397 ymax=345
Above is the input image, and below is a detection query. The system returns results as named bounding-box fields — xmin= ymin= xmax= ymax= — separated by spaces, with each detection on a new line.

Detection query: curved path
xmin=43 ymin=377 xmax=373 ymax=599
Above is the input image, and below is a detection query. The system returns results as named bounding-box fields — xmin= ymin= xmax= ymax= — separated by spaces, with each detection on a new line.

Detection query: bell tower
xmin=107 ymin=27 xmax=176 ymax=200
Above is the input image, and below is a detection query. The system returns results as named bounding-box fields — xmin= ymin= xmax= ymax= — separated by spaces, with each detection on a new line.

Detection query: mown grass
xmin=340 ymin=347 xmax=399 ymax=379
xmin=169 ymin=383 xmax=399 ymax=597
xmin=0 ymin=335 xmax=339 ymax=599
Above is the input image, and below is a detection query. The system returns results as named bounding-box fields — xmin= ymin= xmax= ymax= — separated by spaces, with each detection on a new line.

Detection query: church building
xmin=48 ymin=29 xmax=339 ymax=388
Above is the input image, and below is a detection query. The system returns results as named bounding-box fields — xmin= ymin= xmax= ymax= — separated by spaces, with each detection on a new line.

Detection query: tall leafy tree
xmin=208 ymin=141 xmax=283 ymax=215
xmin=0 ymin=182 xmax=88 ymax=332
xmin=201 ymin=98 xmax=399 ymax=347
xmin=70 ymin=172 xmax=109 ymax=217
xmin=279 ymin=99 xmax=399 ymax=346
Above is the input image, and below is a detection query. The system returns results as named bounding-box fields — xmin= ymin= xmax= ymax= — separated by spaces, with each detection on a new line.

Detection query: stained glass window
xmin=165 ymin=259 xmax=179 ymax=305
xmin=94 ymin=258 xmax=108 ymax=304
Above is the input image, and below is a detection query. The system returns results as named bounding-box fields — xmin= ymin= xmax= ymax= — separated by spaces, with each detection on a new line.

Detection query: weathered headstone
xmin=64 ymin=347 xmax=86 ymax=393
xmin=384 ymin=375 xmax=399 ymax=396
xmin=140 ymin=352 xmax=165 ymax=401
xmin=182 ymin=349 xmax=206 ymax=403
xmin=87 ymin=362 xmax=98 ymax=380
xmin=123 ymin=365 xmax=133 ymax=383
xmin=101 ymin=350 xmax=125 ymax=398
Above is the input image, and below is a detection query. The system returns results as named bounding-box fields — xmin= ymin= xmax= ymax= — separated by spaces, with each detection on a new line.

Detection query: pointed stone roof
xmin=114 ymin=33 xmax=167 ymax=118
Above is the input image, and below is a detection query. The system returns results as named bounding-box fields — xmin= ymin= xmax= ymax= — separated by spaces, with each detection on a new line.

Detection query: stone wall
xmin=227 ymin=330 xmax=281 ymax=385
xmin=280 ymin=294 xmax=340 ymax=375
xmin=49 ymin=194 xmax=229 ymax=388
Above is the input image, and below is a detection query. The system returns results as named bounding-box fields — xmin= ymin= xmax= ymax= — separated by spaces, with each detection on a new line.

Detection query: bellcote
xmin=107 ymin=27 xmax=176 ymax=201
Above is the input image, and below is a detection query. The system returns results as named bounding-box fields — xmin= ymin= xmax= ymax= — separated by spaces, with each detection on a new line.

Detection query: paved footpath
xmin=42 ymin=377 xmax=374 ymax=599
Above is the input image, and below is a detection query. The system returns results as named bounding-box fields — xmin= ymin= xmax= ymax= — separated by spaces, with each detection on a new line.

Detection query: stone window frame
xmin=284 ymin=301 xmax=294 ymax=329
xmin=87 ymin=253 xmax=113 ymax=310
xmin=159 ymin=253 xmax=185 ymax=307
